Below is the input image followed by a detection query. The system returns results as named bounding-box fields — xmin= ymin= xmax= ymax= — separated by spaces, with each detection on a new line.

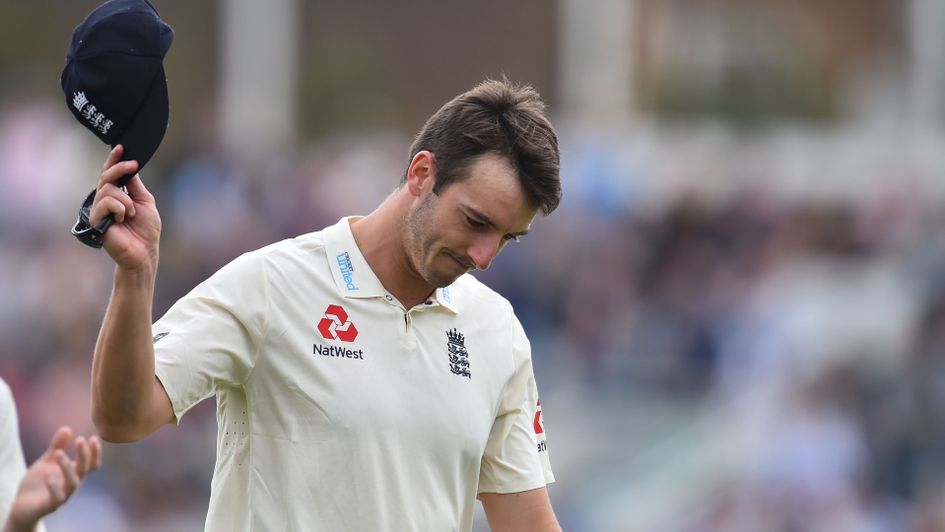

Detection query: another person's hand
xmin=90 ymin=144 xmax=162 ymax=273
xmin=4 ymin=427 xmax=102 ymax=532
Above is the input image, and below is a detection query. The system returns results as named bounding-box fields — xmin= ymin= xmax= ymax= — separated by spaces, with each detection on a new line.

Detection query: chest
xmin=247 ymin=294 xmax=513 ymax=455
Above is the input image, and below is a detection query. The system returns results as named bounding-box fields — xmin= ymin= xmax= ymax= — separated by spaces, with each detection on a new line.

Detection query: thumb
xmin=124 ymin=174 xmax=153 ymax=202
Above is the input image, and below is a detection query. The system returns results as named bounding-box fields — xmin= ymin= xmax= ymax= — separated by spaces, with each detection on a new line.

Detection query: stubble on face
xmin=402 ymin=192 xmax=459 ymax=289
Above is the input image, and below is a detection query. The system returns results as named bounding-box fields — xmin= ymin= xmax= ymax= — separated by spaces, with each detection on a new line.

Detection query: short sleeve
xmin=153 ymin=250 xmax=269 ymax=423
xmin=0 ymin=379 xmax=27 ymax=526
xmin=478 ymin=315 xmax=554 ymax=494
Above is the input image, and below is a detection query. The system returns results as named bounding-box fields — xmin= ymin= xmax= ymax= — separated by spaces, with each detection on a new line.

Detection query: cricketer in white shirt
xmin=152 ymin=217 xmax=554 ymax=531
xmin=0 ymin=380 xmax=29 ymax=530
xmin=0 ymin=379 xmax=102 ymax=532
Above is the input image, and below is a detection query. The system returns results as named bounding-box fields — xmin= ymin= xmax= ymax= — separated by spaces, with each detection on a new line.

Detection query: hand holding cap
xmin=61 ymin=0 xmax=173 ymax=248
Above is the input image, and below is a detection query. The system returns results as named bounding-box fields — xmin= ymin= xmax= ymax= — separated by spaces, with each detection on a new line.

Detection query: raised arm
xmin=89 ymin=145 xmax=174 ymax=443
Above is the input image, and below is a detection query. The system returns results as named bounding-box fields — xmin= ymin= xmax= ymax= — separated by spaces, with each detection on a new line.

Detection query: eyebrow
xmin=465 ymin=206 xmax=530 ymax=238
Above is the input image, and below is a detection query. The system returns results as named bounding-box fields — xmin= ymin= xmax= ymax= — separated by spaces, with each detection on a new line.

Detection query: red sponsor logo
xmin=317 ymin=304 xmax=359 ymax=342
xmin=533 ymin=399 xmax=544 ymax=434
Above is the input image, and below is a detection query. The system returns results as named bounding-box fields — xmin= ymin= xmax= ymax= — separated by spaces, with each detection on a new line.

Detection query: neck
xmin=350 ymin=192 xmax=435 ymax=309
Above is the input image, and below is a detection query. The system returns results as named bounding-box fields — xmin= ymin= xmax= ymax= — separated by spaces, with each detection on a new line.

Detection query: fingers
xmin=99 ymin=144 xmax=137 ymax=188
xmin=47 ymin=428 xmax=103 ymax=479
xmin=98 ymin=159 xmax=139 ymax=189
xmin=88 ymin=436 xmax=103 ymax=472
xmin=48 ymin=426 xmax=73 ymax=453
xmin=91 ymin=175 xmax=154 ymax=226
xmin=93 ymin=145 xmax=140 ymax=226
xmin=90 ymin=194 xmax=129 ymax=226
xmin=92 ymin=145 xmax=156 ymax=228
xmin=102 ymin=144 xmax=123 ymax=171
xmin=97 ymin=181 xmax=136 ymax=215
xmin=32 ymin=428 xmax=104 ymax=515
xmin=75 ymin=436 xmax=89 ymax=477
xmin=45 ymin=473 xmax=67 ymax=506
xmin=123 ymin=173 xmax=155 ymax=204
xmin=56 ymin=449 xmax=81 ymax=497
xmin=73 ymin=435 xmax=102 ymax=477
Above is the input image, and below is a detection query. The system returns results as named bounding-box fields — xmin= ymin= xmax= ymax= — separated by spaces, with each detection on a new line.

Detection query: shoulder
xmin=451 ymin=276 xmax=534 ymax=381
xmin=451 ymin=275 xmax=527 ymax=348
xmin=186 ymin=229 xmax=334 ymax=307
xmin=452 ymin=273 xmax=515 ymax=319
xmin=244 ymin=229 xmax=330 ymax=263
xmin=221 ymin=229 xmax=332 ymax=278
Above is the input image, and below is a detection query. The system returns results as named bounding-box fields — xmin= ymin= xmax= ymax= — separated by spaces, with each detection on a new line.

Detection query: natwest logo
xmin=317 ymin=304 xmax=359 ymax=342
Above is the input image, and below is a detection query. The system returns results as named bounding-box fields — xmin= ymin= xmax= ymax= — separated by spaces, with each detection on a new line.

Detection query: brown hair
xmin=405 ymin=78 xmax=561 ymax=215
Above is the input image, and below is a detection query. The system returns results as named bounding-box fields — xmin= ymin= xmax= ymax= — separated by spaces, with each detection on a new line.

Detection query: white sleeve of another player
xmin=152 ymin=250 xmax=271 ymax=423
xmin=477 ymin=314 xmax=554 ymax=495
xmin=0 ymin=378 xmax=27 ymax=527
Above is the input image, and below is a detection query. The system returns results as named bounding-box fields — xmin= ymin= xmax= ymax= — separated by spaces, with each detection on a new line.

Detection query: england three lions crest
xmin=446 ymin=328 xmax=470 ymax=379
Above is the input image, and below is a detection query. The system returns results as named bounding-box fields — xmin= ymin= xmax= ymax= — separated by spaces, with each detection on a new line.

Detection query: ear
xmin=405 ymin=151 xmax=436 ymax=197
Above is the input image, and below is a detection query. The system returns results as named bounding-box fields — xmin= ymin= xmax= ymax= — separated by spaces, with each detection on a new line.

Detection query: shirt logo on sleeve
xmin=317 ymin=304 xmax=359 ymax=342
xmin=446 ymin=328 xmax=470 ymax=379
xmin=533 ymin=399 xmax=544 ymax=434
xmin=152 ymin=331 xmax=170 ymax=343
xmin=534 ymin=399 xmax=548 ymax=453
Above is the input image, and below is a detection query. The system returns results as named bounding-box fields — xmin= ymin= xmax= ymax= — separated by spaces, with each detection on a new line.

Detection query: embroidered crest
xmin=72 ymin=91 xmax=89 ymax=111
xmin=446 ymin=328 xmax=470 ymax=379
xmin=71 ymin=91 xmax=114 ymax=135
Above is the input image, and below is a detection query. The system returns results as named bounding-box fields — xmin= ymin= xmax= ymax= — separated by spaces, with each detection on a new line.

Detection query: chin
xmin=421 ymin=256 xmax=466 ymax=288
xmin=425 ymin=273 xmax=459 ymax=289
xmin=421 ymin=265 xmax=463 ymax=288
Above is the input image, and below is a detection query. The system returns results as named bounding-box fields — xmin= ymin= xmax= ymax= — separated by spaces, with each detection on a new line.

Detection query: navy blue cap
xmin=61 ymin=0 xmax=174 ymax=175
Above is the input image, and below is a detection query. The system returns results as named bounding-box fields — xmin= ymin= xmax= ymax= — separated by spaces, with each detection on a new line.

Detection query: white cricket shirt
xmin=153 ymin=217 xmax=554 ymax=532
xmin=0 ymin=378 xmax=27 ymax=528
xmin=0 ymin=379 xmax=46 ymax=532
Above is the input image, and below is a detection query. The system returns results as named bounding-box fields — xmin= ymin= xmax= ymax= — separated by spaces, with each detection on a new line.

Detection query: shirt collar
xmin=323 ymin=217 xmax=461 ymax=314
xmin=324 ymin=217 xmax=387 ymax=299
xmin=433 ymin=285 xmax=460 ymax=314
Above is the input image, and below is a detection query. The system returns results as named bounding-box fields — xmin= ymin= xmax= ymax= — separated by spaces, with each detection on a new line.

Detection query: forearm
xmin=91 ymin=265 xmax=160 ymax=441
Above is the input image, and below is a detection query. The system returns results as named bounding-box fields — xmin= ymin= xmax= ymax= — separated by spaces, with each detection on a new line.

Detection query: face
xmin=402 ymin=152 xmax=538 ymax=288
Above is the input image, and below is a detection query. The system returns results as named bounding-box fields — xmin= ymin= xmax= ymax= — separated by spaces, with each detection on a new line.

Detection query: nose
xmin=466 ymin=234 xmax=503 ymax=270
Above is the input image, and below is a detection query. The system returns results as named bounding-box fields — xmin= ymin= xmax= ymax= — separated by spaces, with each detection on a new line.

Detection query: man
xmin=88 ymin=78 xmax=562 ymax=531
xmin=1 ymin=379 xmax=102 ymax=532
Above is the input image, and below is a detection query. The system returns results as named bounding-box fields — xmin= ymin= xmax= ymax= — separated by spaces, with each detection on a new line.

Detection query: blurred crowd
xmin=3 ymin=97 xmax=945 ymax=531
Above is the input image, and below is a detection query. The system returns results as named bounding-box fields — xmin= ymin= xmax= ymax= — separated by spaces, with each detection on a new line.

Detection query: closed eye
xmin=464 ymin=215 xmax=488 ymax=230
xmin=463 ymin=208 xmax=527 ymax=243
